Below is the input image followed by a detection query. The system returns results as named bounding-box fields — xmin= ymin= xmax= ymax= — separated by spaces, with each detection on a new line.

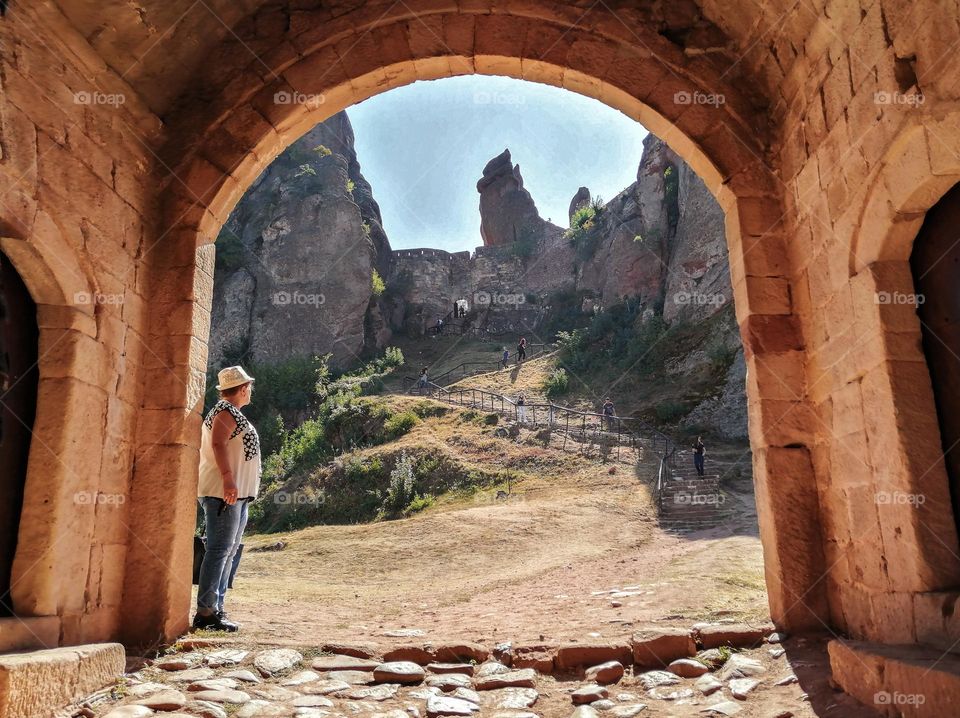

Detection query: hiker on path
xmin=435 ymin=317 xmax=444 ymax=335
xmin=194 ymin=366 xmax=261 ymax=633
xmin=517 ymin=337 xmax=527 ymax=362
xmin=501 ymin=347 xmax=510 ymax=368
xmin=417 ymin=366 xmax=429 ymax=391
xmin=693 ymin=436 xmax=706 ymax=477
xmin=517 ymin=392 xmax=527 ymax=423
xmin=602 ymin=398 xmax=616 ymax=431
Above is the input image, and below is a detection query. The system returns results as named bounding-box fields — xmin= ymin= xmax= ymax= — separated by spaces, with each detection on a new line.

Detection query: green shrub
xmin=404 ymin=494 xmax=435 ymax=514
xmin=566 ymin=205 xmax=595 ymax=239
xmin=313 ymin=144 xmax=332 ymax=156
xmin=345 ymin=455 xmax=384 ymax=483
xmin=262 ymin=418 xmax=327 ymax=486
xmin=542 ymin=367 xmax=570 ymax=398
xmin=385 ymin=451 xmax=416 ymax=514
xmin=371 ymin=269 xmax=386 ymax=297
xmin=655 ymin=401 xmax=689 ymax=423
xmin=214 ymin=227 xmax=246 ymax=274
xmin=663 ymin=165 xmax=679 ymax=228
xmin=384 ymin=411 xmax=419 ymax=439
xmin=414 ymin=453 xmax=443 ymax=480
xmin=411 ymin=401 xmax=448 ymax=418
xmin=565 ymin=203 xmax=606 ymax=260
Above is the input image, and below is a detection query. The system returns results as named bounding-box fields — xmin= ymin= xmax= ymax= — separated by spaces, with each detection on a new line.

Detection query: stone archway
xmin=128 ymin=0 xmax=821 ymax=647
xmin=0 ymin=251 xmax=38 ymax=617
xmin=796 ymin=111 xmax=960 ymax=653
xmin=911 ymin=181 xmax=960 ymax=533
xmin=0 ymin=222 xmax=107 ymax=650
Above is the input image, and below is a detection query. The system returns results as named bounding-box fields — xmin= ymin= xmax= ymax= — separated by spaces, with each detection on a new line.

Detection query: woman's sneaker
xmin=192 ymin=611 xmax=239 ymax=632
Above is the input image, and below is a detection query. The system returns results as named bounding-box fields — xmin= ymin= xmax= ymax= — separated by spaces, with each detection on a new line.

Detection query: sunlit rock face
xmin=209 ymin=112 xmax=390 ymax=369
xmin=477 ymin=149 xmax=562 ymax=248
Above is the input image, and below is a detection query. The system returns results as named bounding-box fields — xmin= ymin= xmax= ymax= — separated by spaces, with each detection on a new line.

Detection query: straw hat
xmin=216 ymin=365 xmax=255 ymax=391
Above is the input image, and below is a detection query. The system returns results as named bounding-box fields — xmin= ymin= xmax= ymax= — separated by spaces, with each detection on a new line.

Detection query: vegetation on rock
xmin=371 ymin=269 xmax=386 ymax=296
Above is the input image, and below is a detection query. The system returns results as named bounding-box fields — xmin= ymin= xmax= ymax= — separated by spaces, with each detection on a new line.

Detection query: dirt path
xmin=223 ymin=464 xmax=766 ymax=649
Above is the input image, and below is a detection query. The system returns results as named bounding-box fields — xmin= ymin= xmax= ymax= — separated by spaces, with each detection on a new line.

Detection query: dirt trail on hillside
xmin=223 ymin=466 xmax=766 ymax=648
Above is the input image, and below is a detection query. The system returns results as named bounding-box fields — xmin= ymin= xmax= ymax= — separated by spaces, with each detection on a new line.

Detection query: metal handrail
xmin=402 ymin=346 xmax=548 ymax=391
xmin=411 ymin=382 xmax=675 ymax=462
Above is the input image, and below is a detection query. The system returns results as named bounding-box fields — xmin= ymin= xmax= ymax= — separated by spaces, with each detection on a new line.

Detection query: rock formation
xmin=209 ymin=112 xmax=390 ymax=369
xmin=568 ymin=187 xmax=591 ymax=222
xmin=574 ymin=134 xmax=730 ymax=322
xmin=210 ymin=118 xmax=743 ymax=436
xmin=477 ymin=149 xmax=561 ymax=247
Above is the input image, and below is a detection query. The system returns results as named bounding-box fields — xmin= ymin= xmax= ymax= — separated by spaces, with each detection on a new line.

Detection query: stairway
xmin=655 ymin=449 xmax=727 ymax=531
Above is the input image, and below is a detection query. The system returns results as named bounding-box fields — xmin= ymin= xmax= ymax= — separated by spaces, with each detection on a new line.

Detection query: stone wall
xmin=0 ymin=3 xmax=162 ymax=648
xmin=7 ymin=4 xmax=960 ymax=699
xmin=772 ymin=0 xmax=960 ymax=645
xmin=386 ymin=138 xmax=733 ymax=338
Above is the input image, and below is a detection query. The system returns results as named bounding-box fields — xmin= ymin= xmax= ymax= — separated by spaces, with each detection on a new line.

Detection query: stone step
xmin=0 ymin=643 xmax=125 ymax=718
xmin=0 ymin=617 xmax=60 ymax=653
xmin=829 ymin=638 xmax=960 ymax=716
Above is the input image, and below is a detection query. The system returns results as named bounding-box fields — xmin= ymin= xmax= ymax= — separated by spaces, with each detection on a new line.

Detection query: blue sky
xmin=348 ymin=76 xmax=649 ymax=252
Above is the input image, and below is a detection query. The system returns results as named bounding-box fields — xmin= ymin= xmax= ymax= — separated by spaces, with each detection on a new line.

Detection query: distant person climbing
xmin=517 ymin=337 xmax=527 ymax=362
xmin=517 ymin=392 xmax=527 ymax=423
xmin=602 ymin=398 xmax=616 ymax=431
xmin=194 ymin=366 xmax=261 ymax=633
xmin=693 ymin=436 xmax=706 ymax=477
xmin=417 ymin=367 xmax=428 ymax=390
xmin=501 ymin=347 xmax=510 ymax=368
xmin=435 ymin=317 xmax=444 ymax=335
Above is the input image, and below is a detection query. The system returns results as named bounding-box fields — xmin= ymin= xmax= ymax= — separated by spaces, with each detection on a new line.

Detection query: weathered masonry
xmin=3 ymin=0 xmax=960 ymax=712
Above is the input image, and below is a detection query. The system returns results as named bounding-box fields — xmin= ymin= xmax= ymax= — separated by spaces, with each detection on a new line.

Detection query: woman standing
xmin=193 ymin=366 xmax=261 ymax=632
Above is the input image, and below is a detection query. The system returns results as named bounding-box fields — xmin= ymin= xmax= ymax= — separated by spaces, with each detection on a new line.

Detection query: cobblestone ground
xmin=81 ymin=630 xmax=881 ymax=718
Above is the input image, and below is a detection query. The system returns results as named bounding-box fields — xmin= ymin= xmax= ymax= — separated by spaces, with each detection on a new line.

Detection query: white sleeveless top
xmin=197 ymin=400 xmax=262 ymax=500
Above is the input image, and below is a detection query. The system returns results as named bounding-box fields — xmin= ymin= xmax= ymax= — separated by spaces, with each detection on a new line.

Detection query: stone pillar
xmin=120 ymin=234 xmax=213 ymax=647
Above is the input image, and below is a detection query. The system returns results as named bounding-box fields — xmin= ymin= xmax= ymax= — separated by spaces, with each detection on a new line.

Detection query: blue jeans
xmin=197 ymin=497 xmax=248 ymax=613
xmin=694 ymin=453 xmax=705 ymax=476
